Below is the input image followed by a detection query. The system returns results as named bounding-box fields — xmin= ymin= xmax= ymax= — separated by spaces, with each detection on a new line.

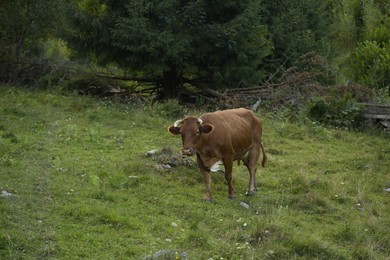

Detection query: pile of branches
xmin=69 ymin=73 xmax=171 ymax=101
xmin=199 ymin=52 xmax=373 ymax=110
xmin=198 ymin=53 xmax=329 ymax=109
xmin=205 ymin=64 xmax=326 ymax=109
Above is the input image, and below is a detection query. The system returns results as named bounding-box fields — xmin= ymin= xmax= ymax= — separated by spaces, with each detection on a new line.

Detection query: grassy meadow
xmin=1 ymin=86 xmax=389 ymax=259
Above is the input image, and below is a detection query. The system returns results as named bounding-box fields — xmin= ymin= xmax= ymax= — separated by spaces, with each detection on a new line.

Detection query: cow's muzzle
xmin=182 ymin=147 xmax=196 ymax=156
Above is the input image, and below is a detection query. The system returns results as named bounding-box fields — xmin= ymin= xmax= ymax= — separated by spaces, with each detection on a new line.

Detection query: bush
xmin=353 ymin=41 xmax=390 ymax=94
xmin=307 ymin=96 xmax=365 ymax=129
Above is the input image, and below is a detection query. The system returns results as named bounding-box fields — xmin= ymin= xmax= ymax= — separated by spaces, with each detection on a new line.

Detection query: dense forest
xmin=1 ymin=0 xmax=389 ymax=103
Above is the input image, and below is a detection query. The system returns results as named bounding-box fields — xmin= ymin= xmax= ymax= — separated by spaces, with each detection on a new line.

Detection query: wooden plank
xmin=364 ymin=114 xmax=390 ymax=120
xmin=364 ymin=103 xmax=390 ymax=108
xmin=363 ymin=103 xmax=390 ymax=120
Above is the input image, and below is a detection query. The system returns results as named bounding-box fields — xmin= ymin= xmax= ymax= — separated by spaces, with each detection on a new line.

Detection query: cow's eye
xmin=195 ymin=130 xmax=200 ymax=136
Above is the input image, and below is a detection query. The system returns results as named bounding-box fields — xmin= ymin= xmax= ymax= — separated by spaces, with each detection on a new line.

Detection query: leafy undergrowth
xmin=1 ymin=86 xmax=389 ymax=259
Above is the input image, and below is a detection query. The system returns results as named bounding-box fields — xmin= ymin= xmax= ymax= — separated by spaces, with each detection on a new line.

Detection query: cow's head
xmin=168 ymin=116 xmax=214 ymax=156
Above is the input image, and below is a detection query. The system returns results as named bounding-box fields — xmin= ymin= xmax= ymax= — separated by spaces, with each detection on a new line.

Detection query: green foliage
xmin=0 ymin=0 xmax=60 ymax=53
xmin=1 ymin=0 xmax=390 ymax=104
xmin=63 ymin=0 xmax=272 ymax=98
xmin=352 ymin=14 xmax=390 ymax=93
xmin=307 ymin=95 xmax=365 ymax=129
xmin=353 ymin=41 xmax=390 ymax=93
xmin=307 ymin=96 xmax=364 ymax=129
xmin=262 ymin=0 xmax=331 ymax=68
xmin=0 ymin=1 xmax=74 ymax=89
xmin=340 ymin=3 xmax=390 ymax=92
xmin=329 ymin=0 xmax=390 ymax=87
xmin=0 ymin=0 xmax=64 ymax=83
xmin=42 ymin=39 xmax=71 ymax=61
xmin=329 ymin=0 xmax=359 ymax=51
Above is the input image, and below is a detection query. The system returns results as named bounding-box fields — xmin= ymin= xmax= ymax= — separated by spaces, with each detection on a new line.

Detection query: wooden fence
xmin=363 ymin=103 xmax=390 ymax=129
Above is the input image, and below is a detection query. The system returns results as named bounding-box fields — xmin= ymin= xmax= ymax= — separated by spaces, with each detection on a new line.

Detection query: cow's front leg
xmin=223 ymin=158 xmax=235 ymax=199
xmin=201 ymin=169 xmax=212 ymax=201
xmin=197 ymin=155 xmax=212 ymax=201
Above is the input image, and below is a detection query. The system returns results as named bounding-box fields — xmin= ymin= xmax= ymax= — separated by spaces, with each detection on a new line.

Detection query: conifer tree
xmin=64 ymin=0 xmax=271 ymax=98
xmin=262 ymin=0 xmax=330 ymax=69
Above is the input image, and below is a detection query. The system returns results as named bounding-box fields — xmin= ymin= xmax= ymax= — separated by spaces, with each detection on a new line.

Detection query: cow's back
xmin=199 ymin=108 xmax=262 ymax=157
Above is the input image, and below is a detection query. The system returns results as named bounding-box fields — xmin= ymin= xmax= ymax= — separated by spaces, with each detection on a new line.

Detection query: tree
xmin=0 ymin=0 xmax=62 ymax=83
xmin=262 ymin=0 xmax=331 ymax=70
xmin=352 ymin=15 xmax=390 ymax=94
xmin=329 ymin=0 xmax=390 ymax=93
xmin=64 ymin=0 xmax=271 ymax=98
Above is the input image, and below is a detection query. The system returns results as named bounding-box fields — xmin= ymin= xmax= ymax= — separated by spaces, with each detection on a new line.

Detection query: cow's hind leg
xmin=245 ymin=146 xmax=260 ymax=196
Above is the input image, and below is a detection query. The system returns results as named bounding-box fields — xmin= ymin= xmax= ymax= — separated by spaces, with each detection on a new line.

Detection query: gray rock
xmin=1 ymin=191 xmax=14 ymax=197
xmin=144 ymin=249 xmax=187 ymax=260
xmin=240 ymin=201 xmax=250 ymax=209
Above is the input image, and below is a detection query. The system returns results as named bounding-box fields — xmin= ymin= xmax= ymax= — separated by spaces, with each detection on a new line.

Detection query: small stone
xmin=1 ymin=191 xmax=14 ymax=197
xmin=240 ymin=201 xmax=250 ymax=209
xmin=161 ymin=164 xmax=172 ymax=169
xmin=155 ymin=164 xmax=172 ymax=170
xmin=145 ymin=249 xmax=188 ymax=260
xmin=146 ymin=149 xmax=158 ymax=156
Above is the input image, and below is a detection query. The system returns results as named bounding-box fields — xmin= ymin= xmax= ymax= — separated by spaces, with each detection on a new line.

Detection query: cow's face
xmin=168 ymin=117 xmax=214 ymax=156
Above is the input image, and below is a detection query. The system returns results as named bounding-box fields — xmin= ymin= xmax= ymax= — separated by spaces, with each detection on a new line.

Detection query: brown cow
xmin=168 ymin=108 xmax=267 ymax=201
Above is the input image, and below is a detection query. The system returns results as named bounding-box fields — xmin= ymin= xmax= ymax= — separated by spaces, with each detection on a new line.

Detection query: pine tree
xmin=262 ymin=0 xmax=330 ymax=69
xmin=64 ymin=0 xmax=271 ymax=98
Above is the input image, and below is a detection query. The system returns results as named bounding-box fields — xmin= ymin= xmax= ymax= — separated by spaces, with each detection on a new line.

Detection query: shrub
xmin=353 ymin=41 xmax=390 ymax=94
xmin=307 ymin=95 xmax=365 ymax=129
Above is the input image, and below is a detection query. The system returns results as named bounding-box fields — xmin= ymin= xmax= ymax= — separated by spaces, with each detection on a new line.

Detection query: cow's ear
xmin=200 ymin=124 xmax=214 ymax=134
xmin=168 ymin=126 xmax=181 ymax=135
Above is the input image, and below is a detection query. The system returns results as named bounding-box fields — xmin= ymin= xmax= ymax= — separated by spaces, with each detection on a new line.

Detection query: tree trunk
xmin=162 ymin=69 xmax=181 ymax=99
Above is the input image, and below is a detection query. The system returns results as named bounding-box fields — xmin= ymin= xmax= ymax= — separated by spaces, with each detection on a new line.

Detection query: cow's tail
xmin=260 ymin=141 xmax=267 ymax=167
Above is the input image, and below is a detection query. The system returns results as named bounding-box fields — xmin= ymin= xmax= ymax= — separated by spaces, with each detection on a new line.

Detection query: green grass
xmin=1 ymin=86 xmax=389 ymax=259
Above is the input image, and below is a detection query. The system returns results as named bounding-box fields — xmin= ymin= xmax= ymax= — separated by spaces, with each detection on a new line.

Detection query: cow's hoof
xmin=203 ymin=197 xmax=212 ymax=202
xmin=245 ymin=191 xmax=255 ymax=196
xmin=228 ymin=194 xmax=236 ymax=200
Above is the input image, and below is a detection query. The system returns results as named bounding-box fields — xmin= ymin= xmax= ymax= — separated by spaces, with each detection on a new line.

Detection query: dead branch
xmin=95 ymin=72 xmax=161 ymax=83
